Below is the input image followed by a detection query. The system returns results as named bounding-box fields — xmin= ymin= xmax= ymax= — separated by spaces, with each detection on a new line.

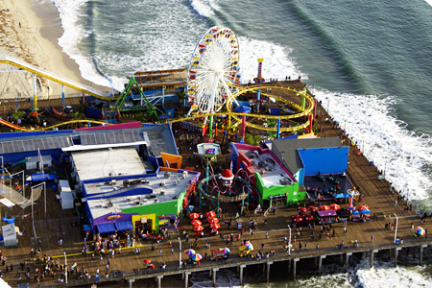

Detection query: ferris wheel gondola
xmin=187 ymin=26 xmax=240 ymax=115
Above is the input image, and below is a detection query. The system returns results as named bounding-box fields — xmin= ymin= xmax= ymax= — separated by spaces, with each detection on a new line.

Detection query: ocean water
xmin=41 ymin=0 xmax=432 ymax=286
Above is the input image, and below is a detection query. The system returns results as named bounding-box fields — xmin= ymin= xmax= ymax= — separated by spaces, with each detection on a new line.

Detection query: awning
xmin=97 ymin=223 xmax=116 ymax=234
xmin=115 ymin=221 xmax=134 ymax=232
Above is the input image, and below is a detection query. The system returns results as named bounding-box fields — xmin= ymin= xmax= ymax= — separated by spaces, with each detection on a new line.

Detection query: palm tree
xmin=12 ymin=110 xmax=25 ymax=121
xmin=70 ymin=112 xmax=85 ymax=129
xmin=245 ymin=134 xmax=262 ymax=146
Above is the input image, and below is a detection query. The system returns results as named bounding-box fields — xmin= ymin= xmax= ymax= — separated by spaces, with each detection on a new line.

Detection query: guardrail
xmin=33 ymin=236 xmax=432 ymax=288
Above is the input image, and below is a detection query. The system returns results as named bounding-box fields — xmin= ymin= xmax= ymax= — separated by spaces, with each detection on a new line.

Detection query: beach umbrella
xmin=245 ymin=242 xmax=254 ymax=250
xmin=416 ymin=227 xmax=426 ymax=236
xmin=291 ymin=215 xmax=303 ymax=222
xmin=29 ymin=111 xmax=39 ymax=117
xmin=149 ymin=264 xmax=155 ymax=270
xmin=307 ymin=206 xmax=319 ymax=212
xmin=330 ymin=204 xmax=340 ymax=211
xmin=304 ymin=214 xmax=314 ymax=221
xmin=191 ymin=253 xmax=203 ymax=261
xmin=359 ymin=205 xmax=369 ymax=211
xmin=185 ymin=249 xmax=196 ymax=256
xmin=206 ymin=211 xmax=216 ymax=218
xmin=191 ymin=220 xmax=202 ymax=226
xmin=189 ymin=213 xmax=200 ymax=220
xmin=210 ymin=223 xmax=221 ymax=230
xmin=207 ymin=217 xmax=219 ymax=224
xmin=353 ymin=210 xmax=359 ymax=215
xmin=193 ymin=225 xmax=204 ymax=232
xmin=297 ymin=207 xmax=308 ymax=214
xmin=219 ymin=247 xmax=230 ymax=254
xmin=143 ymin=259 xmax=151 ymax=264
xmin=319 ymin=205 xmax=330 ymax=211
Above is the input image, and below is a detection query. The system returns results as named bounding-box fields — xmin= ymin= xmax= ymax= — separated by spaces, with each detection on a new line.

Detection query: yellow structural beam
xmin=0 ymin=56 xmax=118 ymax=101
xmin=20 ymin=120 xmax=112 ymax=132
xmin=165 ymin=86 xmax=314 ymax=132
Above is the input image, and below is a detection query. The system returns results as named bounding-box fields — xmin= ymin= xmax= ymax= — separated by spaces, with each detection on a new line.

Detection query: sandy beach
xmin=0 ymin=0 xmax=102 ymax=100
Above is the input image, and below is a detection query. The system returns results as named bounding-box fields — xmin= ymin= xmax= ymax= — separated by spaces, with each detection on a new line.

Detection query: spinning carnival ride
xmin=187 ymin=26 xmax=240 ymax=116
xmin=196 ymin=162 xmax=253 ymax=215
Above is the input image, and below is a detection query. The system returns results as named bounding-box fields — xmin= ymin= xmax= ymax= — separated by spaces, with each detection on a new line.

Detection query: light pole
xmin=178 ymin=237 xmax=182 ymax=267
xmin=393 ymin=213 xmax=399 ymax=244
xmin=64 ymin=252 xmax=67 ymax=284
xmin=287 ymin=225 xmax=291 ymax=256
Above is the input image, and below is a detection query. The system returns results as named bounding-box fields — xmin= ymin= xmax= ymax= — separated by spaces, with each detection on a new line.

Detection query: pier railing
xmin=32 ymin=236 xmax=431 ymax=288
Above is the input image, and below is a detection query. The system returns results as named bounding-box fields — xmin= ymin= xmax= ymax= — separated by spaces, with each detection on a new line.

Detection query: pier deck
xmin=1 ymin=82 xmax=431 ymax=288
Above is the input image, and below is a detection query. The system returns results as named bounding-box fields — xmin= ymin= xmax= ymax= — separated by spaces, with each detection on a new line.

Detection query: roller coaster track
xmin=0 ymin=54 xmax=117 ymax=101
xmin=0 ymin=119 xmax=111 ymax=132
xmin=166 ymin=86 xmax=314 ymax=132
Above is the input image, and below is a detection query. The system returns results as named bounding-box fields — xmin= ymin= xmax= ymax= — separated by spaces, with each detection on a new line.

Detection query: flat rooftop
xmin=271 ymin=137 xmax=342 ymax=175
xmin=72 ymin=148 xmax=146 ymax=182
xmin=240 ymin=149 xmax=294 ymax=187
xmin=86 ymin=171 xmax=195 ymax=219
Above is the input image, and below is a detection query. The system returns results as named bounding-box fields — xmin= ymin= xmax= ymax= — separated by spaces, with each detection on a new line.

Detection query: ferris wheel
xmin=187 ymin=26 xmax=240 ymax=115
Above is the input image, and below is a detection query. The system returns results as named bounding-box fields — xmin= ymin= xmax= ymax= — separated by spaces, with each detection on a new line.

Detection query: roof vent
xmin=141 ymin=179 xmax=150 ymax=185
xmin=154 ymin=199 xmax=159 ymax=203
xmin=160 ymin=191 xmax=165 ymax=196
xmin=107 ymin=201 xmax=113 ymax=207
xmin=110 ymin=179 xmax=117 ymax=185
xmin=164 ymin=172 xmax=171 ymax=179
xmin=159 ymin=182 xmax=166 ymax=187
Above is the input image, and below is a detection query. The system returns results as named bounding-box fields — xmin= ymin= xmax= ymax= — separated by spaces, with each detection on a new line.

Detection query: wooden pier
xmin=1 ymin=81 xmax=431 ymax=288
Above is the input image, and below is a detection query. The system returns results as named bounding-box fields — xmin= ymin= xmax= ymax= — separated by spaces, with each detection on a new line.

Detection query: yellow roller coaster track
xmin=18 ymin=120 xmax=112 ymax=132
xmin=0 ymin=55 xmax=118 ymax=101
xmin=167 ymin=86 xmax=314 ymax=132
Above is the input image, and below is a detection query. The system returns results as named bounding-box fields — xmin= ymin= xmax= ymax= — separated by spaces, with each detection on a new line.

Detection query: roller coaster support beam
xmin=308 ymin=115 xmax=313 ymax=134
xmin=277 ymin=119 xmax=281 ymax=139
xmin=31 ymin=74 xmax=38 ymax=111
xmin=241 ymin=113 xmax=246 ymax=140
xmin=209 ymin=115 xmax=213 ymax=139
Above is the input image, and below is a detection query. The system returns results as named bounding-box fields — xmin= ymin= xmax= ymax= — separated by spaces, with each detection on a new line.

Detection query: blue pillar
xmin=256 ymin=89 xmax=261 ymax=112
xmin=62 ymin=85 xmax=65 ymax=111
xmin=277 ymin=118 xmax=281 ymax=139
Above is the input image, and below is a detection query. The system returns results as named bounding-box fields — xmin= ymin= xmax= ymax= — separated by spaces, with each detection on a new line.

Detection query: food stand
xmin=317 ymin=210 xmax=338 ymax=224
xmin=158 ymin=214 xmax=180 ymax=230
xmin=211 ymin=249 xmax=229 ymax=260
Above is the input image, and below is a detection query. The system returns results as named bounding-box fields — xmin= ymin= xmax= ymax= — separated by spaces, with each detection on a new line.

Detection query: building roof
xmin=239 ymin=149 xmax=295 ymax=187
xmin=72 ymin=148 xmax=146 ymax=182
xmin=271 ymin=137 xmax=342 ymax=175
xmin=0 ymin=125 xmax=177 ymax=157
xmin=86 ymin=170 xmax=195 ymax=219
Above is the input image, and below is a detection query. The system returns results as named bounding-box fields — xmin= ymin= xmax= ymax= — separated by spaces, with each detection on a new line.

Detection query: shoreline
xmin=0 ymin=0 xmax=108 ymax=99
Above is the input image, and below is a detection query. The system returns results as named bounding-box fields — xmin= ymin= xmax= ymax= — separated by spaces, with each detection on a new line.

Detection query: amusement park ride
xmin=169 ymin=25 xmax=316 ymax=139
xmin=196 ymin=160 xmax=253 ymax=217
xmin=0 ymin=25 xmax=315 ymax=136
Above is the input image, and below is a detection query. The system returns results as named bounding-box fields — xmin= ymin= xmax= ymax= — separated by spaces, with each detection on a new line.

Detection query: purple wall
xmin=92 ymin=212 xmax=138 ymax=233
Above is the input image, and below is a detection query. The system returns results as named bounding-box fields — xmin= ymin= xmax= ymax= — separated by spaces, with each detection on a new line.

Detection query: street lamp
xmin=287 ymin=225 xmax=291 ymax=256
xmin=64 ymin=252 xmax=67 ymax=284
xmin=178 ymin=237 xmax=182 ymax=267
xmin=393 ymin=213 xmax=399 ymax=244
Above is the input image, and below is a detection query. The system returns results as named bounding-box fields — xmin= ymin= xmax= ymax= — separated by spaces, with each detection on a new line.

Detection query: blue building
xmin=270 ymin=137 xmax=348 ymax=186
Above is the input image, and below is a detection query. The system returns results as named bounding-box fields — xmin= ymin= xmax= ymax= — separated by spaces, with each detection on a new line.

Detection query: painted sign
xmin=206 ymin=148 xmax=216 ymax=154
xmin=106 ymin=215 xmax=122 ymax=220
xmin=140 ymin=217 xmax=147 ymax=224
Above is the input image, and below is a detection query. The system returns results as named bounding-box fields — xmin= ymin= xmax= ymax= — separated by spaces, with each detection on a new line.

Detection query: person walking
xmin=159 ymin=250 xmax=162 ymax=257
xmin=371 ymin=235 xmax=374 ymax=242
